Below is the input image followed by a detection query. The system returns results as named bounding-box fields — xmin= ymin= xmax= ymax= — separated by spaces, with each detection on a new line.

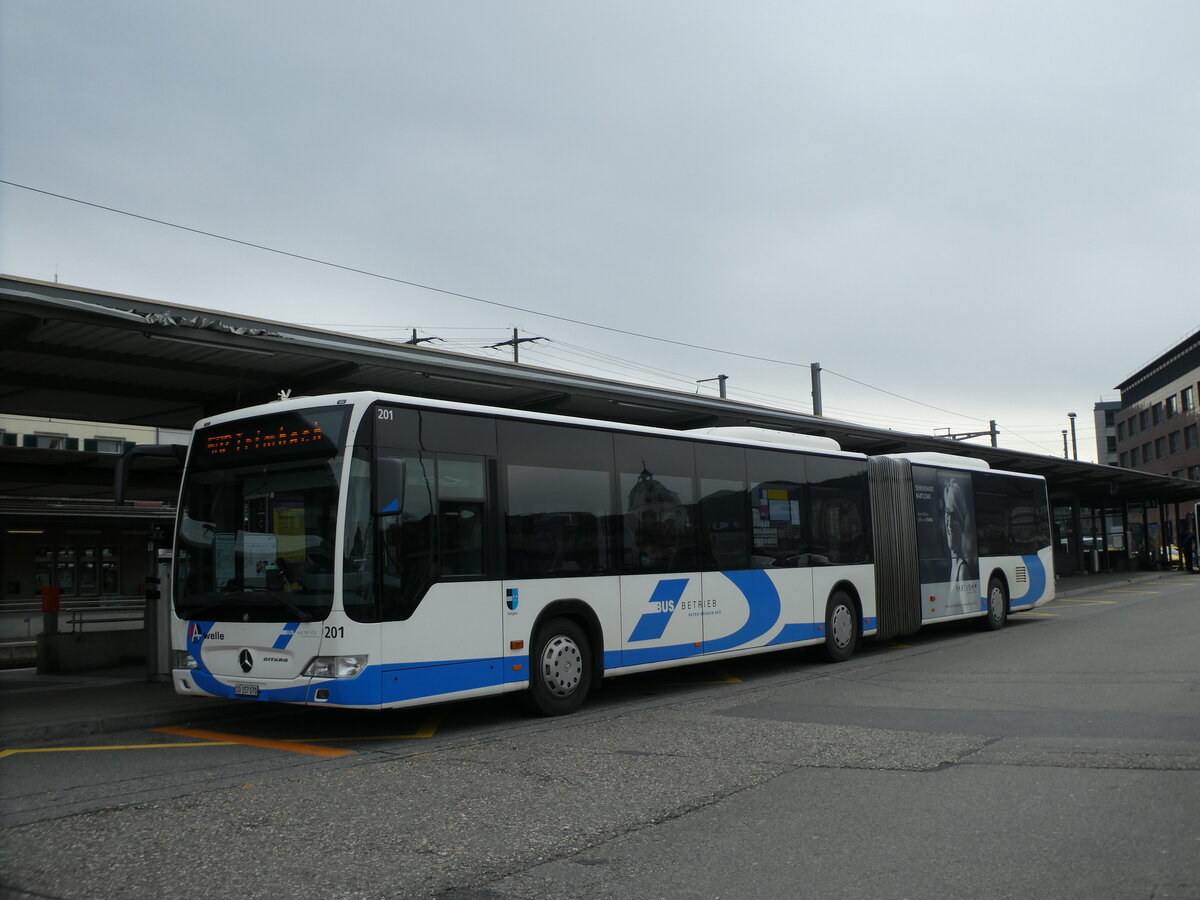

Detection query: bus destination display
xmin=205 ymin=422 xmax=327 ymax=457
xmin=197 ymin=407 xmax=347 ymax=463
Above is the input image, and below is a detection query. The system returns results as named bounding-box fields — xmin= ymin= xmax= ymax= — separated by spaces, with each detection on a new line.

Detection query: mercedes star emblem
xmin=239 ymin=649 xmax=253 ymax=673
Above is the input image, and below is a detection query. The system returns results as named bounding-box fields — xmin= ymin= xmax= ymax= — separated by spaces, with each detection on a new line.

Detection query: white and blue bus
xmin=168 ymin=391 xmax=1053 ymax=715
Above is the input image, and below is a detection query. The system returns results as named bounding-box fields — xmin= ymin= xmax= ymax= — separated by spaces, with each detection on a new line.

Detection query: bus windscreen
xmin=174 ymin=406 xmax=350 ymax=623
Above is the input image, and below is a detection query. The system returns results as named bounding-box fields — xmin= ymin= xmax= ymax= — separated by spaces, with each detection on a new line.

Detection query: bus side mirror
xmin=375 ymin=458 xmax=406 ymax=516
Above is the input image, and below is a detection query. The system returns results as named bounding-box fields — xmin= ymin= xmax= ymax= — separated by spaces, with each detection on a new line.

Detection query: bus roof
xmin=193 ymin=390 xmax=867 ymax=460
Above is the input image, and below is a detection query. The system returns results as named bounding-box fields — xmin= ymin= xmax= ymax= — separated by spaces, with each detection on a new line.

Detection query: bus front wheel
xmin=823 ymin=591 xmax=859 ymax=663
xmin=529 ymin=617 xmax=592 ymax=716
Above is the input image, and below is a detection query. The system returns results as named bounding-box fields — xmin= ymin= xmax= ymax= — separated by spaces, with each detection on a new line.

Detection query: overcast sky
xmin=2 ymin=1 xmax=1198 ymax=463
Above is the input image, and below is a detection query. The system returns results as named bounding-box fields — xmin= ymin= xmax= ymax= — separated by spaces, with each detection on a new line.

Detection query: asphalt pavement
xmin=0 ymin=568 xmax=1190 ymax=747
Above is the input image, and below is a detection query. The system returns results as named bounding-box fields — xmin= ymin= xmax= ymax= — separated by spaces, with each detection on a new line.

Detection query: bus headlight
xmin=303 ymin=655 xmax=368 ymax=679
xmin=172 ymin=650 xmax=199 ymax=670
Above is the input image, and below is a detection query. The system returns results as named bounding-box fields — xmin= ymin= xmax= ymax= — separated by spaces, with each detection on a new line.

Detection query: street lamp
xmin=1068 ymin=412 xmax=1078 ymax=460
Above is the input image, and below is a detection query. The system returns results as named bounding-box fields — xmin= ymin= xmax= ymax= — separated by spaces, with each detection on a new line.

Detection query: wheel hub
xmin=830 ymin=604 xmax=853 ymax=648
xmin=540 ymin=635 xmax=583 ymax=697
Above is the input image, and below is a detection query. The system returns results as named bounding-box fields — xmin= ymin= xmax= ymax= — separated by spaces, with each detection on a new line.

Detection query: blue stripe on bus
xmin=628 ymin=579 xmax=690 ymax=642
xmin=273 ymin=622 xmax=300 ymax=650
xmin=1009 ymin=554 xmax=1048 ymax=608
xmin=190 ymin=670 xmax=314 ymax=703
xmin=768 ymin=622 xmax=820 ymax=644
xmin=382 ymin=657 xmax=507 ymax=703
xmin=620 ymin=642 xmax=706 ymax=667
xmin=703 ymin=570 xmax=781 ymax=653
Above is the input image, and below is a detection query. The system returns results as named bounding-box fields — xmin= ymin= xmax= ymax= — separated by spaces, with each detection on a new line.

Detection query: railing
xmin=66 ymin=600 xmax=146 ymax=633
xmin=0 ymin=596 xmax=147 ymax=636
xmin=0 ymin=595 xmax=145 ymax=614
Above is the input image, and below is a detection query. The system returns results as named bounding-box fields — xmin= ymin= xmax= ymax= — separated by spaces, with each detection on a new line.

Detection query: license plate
xmin=234 ymin=683 xmax=260 ymax=697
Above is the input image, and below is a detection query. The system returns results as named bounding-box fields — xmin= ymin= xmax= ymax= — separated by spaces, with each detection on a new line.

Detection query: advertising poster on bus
xmin=912 ymin=466 xmax=980 ymax=618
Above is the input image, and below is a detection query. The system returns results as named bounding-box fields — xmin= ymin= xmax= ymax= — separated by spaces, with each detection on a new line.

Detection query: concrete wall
xmin=38 ymin=628 xmax=146 ymax=673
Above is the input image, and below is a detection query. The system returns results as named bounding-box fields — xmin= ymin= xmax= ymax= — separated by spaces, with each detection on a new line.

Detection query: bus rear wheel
xmin=982 ymin=577 xmax=1008 ymax=631
xmin=529 ymin=617 xmax=592 ymax=716
xmin=823 ymin=591 xmax=859 ymax=663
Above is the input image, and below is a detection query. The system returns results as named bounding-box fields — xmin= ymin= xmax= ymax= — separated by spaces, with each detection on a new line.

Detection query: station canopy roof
xmin=2 ymin=274 xmax=1198 ymax=508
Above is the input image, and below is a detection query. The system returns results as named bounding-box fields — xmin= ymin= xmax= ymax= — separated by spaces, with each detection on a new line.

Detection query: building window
xmin=33 ymin=433 xmax=69 ymax=449
xmin=1166 ymin=395 xmax=1179 ymax=418
xmin=1127 ymin=416 xmax=1137 ymax=436
xmin=1169 ymin=431 xmax=1182 ymax=455
xmin=1140 ymin=411 xmax=1149 ymax=430
xmin=1152 ymin=403 xmax=1164 ymax=425
xmin=1143 ymin=442 xmax=1153 ymax=461
xmin=1104 ymin=409 xmax=1115 ymax=427
xmin=1183 ymin=386 xmax=1196 ymax=412
xmin=1120 ymin=451 xmax=1129 ymax=467
xmin=101 ymin=546 xmax=120 ymax=593
xmin=1188 ymin=465 xmax=1200 ymax=481
xmin=1117 ymin=422 xmax=1126 ymax=441
xmin=1155 ymin=437 xmax=1166 ymax=459
xmin=1185 ymin=424 xmax=1198 ymax=450
xmin=94 ymin=438 xmax=124 ymax=454
xmin=1130 ymin=447 xmax=1140 ymax=466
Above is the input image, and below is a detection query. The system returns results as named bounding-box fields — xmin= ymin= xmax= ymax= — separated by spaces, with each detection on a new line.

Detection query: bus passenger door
xmin=376 ymin=452 xmax=504 ymax=704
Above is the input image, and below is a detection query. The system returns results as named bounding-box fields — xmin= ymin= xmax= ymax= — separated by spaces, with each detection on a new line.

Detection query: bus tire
xmin=529 ymin=617 xmax=592 ymax=716
xmin=982 ymin=576 xmax=1008 ymax=631
xmin=823 ymin=591 xmax=858 ymax=663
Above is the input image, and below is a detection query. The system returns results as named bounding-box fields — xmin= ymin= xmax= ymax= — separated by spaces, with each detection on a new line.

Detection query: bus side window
xmin=616 ymin=435 xmax=699 ymax=574
xmin=697 ymin=443 xmax=750 ymax=571
xmin=808 ymin=457 xmax=870 ymax=566
xmin=500 ymin=420 xmax=615 ymax=578
xmin=747 ymin=449 xmax=807 ymax=568
xmin=378 ymin=454 xmax=435 ymax=621
xmin=437 ymin=456 xmax=487 ymax=577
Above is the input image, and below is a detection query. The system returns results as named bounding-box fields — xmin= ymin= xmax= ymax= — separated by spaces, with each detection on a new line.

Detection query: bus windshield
xmin=173 ymin=406 xmax=350 ymax=623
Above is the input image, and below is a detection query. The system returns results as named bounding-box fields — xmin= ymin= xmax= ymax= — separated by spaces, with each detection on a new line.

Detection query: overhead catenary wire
xmin=2 ymin=180 xmax=821 ymax=368
xmin=2 ymin=178 xmax=1071 ymax=454
xmin=315 ymin=321 xmax=1065 ymax=451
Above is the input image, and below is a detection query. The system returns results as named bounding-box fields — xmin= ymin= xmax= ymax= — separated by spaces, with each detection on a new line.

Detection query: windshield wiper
xmin=235 ymin=587 xmax=313 ymax=622
xmin=182 ymin=589 xmax=313 ymax=623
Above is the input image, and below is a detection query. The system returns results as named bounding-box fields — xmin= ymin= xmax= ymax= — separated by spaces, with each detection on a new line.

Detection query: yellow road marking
xmin=2 ymin=717 xmax=441 ymax=761
xmin=1102 ymin=589 xmax=1160 ymax=595
xmin=1015 ymin=611 xmax=1057 ymax=617
xmin=1055 ymin=598 xmax=1117 ymax=604
xmin=155 ymin=726 xmax=353 ymax=758
xmin=0 ymin=741 xmax=233 ymax=759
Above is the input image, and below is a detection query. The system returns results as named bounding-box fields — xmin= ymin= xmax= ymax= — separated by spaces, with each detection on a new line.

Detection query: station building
xmin=1112 ymin=328 xmax=1200 ymax=559
xmin=1114 ymin=329 xmax=1200 ymax=481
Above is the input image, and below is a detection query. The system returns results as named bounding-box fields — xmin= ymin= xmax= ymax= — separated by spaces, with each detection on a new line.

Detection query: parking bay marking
xmin=0 ymin=740 xmax=235 ymax=759
xmin=155 ymin=726 xmax=355 ymax=758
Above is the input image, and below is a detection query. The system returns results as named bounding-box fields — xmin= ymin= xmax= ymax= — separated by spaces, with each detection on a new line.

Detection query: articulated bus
xmin=169 ymin=391 xmax=1054 ymax=715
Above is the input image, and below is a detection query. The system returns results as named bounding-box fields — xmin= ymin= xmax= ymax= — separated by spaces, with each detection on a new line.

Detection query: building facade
xmin=1114 ymin=331 xmax=1200 ymax=481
